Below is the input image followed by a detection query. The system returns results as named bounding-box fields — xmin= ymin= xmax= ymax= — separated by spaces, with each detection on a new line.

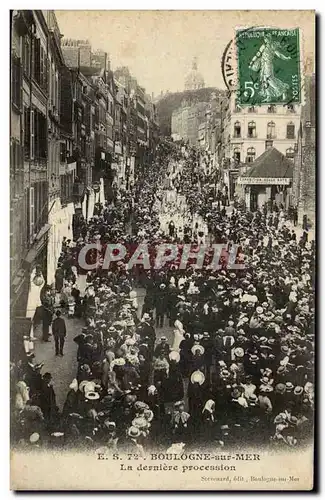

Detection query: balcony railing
xmin=31 ymin=157 xmax=48 ymax=169
xmin=267 ymin=133 xmax=276 ymax=139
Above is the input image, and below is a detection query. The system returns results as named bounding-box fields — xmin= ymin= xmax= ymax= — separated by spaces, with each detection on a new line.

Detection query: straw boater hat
xmin=280 ymin=356 xmax=290 ymax=366
xmin=248 ymin=394 xmax=258 ymax=403
xmin=169 ymin=351 xmax=180 ymax=362
xmin=127 ymin=426 xmax=141 ymax=438
xmin=285 ymin=382 xmax=294 ymax=391
xmin=231 ymin=388 xmax=241 ymax=399
xmin=260 ymin=384 xmax=273 ymax=393
xmin=220 ymin=369 xmax=231 ymax=379
xmin=103 ymin=421 xmax=116 ymax=431
xmin=274 ymin=413 xmax=287 ymax=424
xmin=233 ymin=347 xmax=244 ymax=358
xmin=174 ymin=400 xmax=185 ymax=409
xmin=190 ymin=370 xmax=205 ymax=385
xmin=144 ymin=409 xmax=154 ymax=422
xmin=29 ymin=432 xmax=40 ymax=444
xmin=132 ymin=417 xmax=149 ymax=430
xmin=191 ymin=344 xmax=205 ymax=356
xmin=294 ymin=386 xmax=304 ymax=396
xmin=85 ymin=391 xmax=100 ymax=401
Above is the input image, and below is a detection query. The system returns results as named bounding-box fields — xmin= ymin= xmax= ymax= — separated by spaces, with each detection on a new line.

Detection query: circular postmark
xmin=221 ymin=39 xmax=236 ymax=91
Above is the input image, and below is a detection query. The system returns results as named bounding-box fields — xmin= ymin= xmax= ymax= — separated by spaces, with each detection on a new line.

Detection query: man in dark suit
xmin=52 ymin=310 xmax=67 ymax=356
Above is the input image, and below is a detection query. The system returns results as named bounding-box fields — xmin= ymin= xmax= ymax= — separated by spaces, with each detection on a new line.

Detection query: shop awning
xmin=24 ymin=224 xmax=51 ymax=265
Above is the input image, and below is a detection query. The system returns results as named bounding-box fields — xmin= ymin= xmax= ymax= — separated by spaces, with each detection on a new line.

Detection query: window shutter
xmin=10 ymin=141 xmax=15 ymax=179
xmin=287 ymin=124 xmax=295 ymax=139
xmin=58 ymin=73 xmax=61 ymax=116
xmin=17 ymin=59 xmax=21 ymax=108
xmin=24 ymin=107 xmax=30 ymax=158
xmin=30 ymin=109 xmax=35 ymax=159
xmin=55 ymin=71 xmax=59 ymax=111
xmin=40 ymin=47 xmax=44 ymax=88
xmin=34 ymin=38 xmax=40 ymax=83
xmin=47 ymin=58 xmax=51 ymax=102
xmin=29 ymin=186 xmax=35 ymax=240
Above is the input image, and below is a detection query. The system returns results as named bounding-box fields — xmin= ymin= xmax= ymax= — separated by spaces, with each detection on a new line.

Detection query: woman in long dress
xmin=172 ymin=320 xmax=185 ymax=352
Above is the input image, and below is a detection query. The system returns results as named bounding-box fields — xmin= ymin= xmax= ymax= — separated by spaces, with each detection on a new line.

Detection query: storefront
xmin=24 ymin=225 xmax=50 ymax=324
xmin=47 ymin=198 xmax=75 ymax=286
xmin=236 ymin=147 xmax=293 ymax=212
xmin=238 ymin=177 xmax=292 ymax=211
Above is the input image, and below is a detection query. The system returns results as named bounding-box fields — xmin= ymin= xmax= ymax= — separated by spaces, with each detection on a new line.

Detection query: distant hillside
xmin=156 ymin=87 xmax=225 ymax=136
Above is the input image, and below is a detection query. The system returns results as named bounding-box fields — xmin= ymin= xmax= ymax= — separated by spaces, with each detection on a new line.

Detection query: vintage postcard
xmin=10 ymin=10 xmax=315 ymax=490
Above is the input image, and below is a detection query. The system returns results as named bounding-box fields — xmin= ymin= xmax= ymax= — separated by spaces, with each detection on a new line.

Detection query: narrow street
xmin=33 ymin=318 xmax=79 ymax=410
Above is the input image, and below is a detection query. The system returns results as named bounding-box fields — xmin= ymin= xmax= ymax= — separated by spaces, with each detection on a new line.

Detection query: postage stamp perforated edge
xmin=232 ymin=25 xmax=305 ymax=108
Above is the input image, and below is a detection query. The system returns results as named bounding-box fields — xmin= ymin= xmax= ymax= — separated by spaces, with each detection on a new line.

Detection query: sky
xmin=55 ymin=10 xmax=315 ymax=97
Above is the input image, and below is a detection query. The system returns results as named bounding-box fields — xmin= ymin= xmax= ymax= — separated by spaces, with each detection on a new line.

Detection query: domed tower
xmin=184 ymin=57 xmax=205 ymax=91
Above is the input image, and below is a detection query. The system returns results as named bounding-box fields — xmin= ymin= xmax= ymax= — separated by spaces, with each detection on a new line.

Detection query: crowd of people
xmin=11 ymin=140 xmax=314 ymax=453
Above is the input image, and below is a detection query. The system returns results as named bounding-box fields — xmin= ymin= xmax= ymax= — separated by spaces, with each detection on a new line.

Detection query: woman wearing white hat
xmin=187 ymin=370 xmax=208 ymax=432
xmin=62 ymin=379 xmax=79 ymax=419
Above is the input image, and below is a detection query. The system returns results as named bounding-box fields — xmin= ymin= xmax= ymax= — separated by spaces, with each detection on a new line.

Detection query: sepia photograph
xmin=9 ymin=9 xmax=315 ymax=490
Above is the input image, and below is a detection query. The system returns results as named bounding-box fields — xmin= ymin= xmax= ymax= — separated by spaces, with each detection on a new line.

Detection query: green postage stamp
xmin=235 ymin=27 xmax=301 ymax=106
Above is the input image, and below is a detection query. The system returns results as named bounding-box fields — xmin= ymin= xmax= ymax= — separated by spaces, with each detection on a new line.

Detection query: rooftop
xmin=245 ymin=147 xmax=293 ymax=178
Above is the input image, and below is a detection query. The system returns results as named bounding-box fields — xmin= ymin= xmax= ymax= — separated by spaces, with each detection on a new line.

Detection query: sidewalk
xmin=281 ymin=220 xmax=315 ymax=242
xmin=32 ymin=316 xmax=81 ymax=410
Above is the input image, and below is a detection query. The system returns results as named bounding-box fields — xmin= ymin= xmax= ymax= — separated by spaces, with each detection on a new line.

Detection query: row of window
xmin=10 ymin=140 xmax=24 ymax=200
xmin=233 ymin=121 xmax=296 ymax=140
xmin=233 ymin=146 xmax=295 ymax=163
xmin=234 ymin=104 xmax=296 ymax=113
xmin=24 ymin=107 xmax=47 ymax=161
xmin=28 ymin=182 xmax=48 ymax=241
xmin=60 ymin=172 xmax=75 ymax=207
xmin=23 ymin=35 xmax=48 ymax=93
xmin=11 ymin=56 xmax=21 ymax=109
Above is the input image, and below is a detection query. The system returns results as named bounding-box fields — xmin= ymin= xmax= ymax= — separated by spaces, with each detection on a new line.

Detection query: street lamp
xmin=32 ymin=266 xmax=45 ymax=287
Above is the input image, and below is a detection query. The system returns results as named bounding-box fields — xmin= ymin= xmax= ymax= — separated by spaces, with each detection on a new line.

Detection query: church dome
xmin=184 ymin=57 xmax=205 ymax=91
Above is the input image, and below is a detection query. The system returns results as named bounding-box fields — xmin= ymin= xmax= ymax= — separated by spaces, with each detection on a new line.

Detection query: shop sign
xmin=114 ymin=141 xmax=122 ymax=155
xmin=237 ymin=177 xmax=291 ymax=185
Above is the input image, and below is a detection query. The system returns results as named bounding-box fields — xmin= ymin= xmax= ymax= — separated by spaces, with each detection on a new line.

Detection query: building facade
xmin=11 ymin=14 xmax=160 ymax=330
xmin=293 ymin=73 xmax=316 ymax=226
xmin=221 ymin=93 xmax=301 ymax=166
xmin=10 ymin=11 xmax=29 ymax=320
xmin=171 ymin=100 xmax=208 ymax=145
xmin=17 ymin=11 xmax=51 ymax=322
xmin=45 ymin=11 xmax=76 ymax=286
